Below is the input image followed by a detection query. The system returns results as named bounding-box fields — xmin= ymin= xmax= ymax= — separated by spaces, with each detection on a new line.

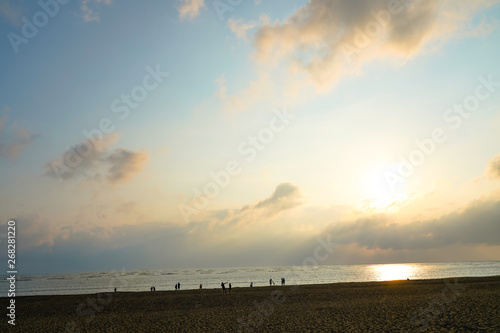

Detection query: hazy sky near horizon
xmin=1 ymin=0 xmax=500 ymax=274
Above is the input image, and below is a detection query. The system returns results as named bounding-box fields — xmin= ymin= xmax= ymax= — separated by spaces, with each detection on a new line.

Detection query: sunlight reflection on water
xmin=369 ymin=264 xmax=418 ymax=281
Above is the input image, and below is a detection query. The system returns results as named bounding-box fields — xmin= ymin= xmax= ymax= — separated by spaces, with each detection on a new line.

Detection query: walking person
xmin=228 ymin=283 xmax=232 ymax=295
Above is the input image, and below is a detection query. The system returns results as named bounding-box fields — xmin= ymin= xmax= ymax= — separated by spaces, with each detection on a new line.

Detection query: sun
xmin=358 ymin=163 xmax=408 ymax=212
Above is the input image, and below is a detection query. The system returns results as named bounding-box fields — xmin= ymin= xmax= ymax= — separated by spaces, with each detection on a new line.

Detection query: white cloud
xmin=228 ymin=18 xmax=257 ymax=40
xmin=252 ymin=0 xmax=499 ymax=91
xmin=177 ymin=0 xmax=205 ymax=20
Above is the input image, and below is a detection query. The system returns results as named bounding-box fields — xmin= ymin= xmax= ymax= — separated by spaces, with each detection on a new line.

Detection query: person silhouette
xmin=178 ymin=282 xmax=180 ymax=290
xmin=229 ymin=283 xmax=232 ymax=295
xmin=270 ymin=279 xmax=274 ymax=286
xmin=250 ymin=282 xmax=253 ymax=287
xmin=221 ymin=282 xmax=228 ymax=295
xmin=175 ymin=283 xmax=178 ymax=290
xmin=281 ymin=278 xmax=285 ymax=286
xmin=114 ymin=287 xmax=117 ymax=292
xmin=200 ymin=284 xmax=202 ymax=289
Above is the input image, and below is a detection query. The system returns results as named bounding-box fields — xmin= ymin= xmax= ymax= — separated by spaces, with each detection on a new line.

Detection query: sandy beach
xmin=2 ymin=275 xmax=499 ymax=332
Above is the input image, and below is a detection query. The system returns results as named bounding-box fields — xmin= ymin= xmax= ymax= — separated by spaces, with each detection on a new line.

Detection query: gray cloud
xmin=210 ymin=182 xmax=302 ymax=227
xmin=322 ymin=198 xmax=500 ymax=251
xmin=105 ymin=148 xmax=149 ymax=184
xmin=44 ymin=133 xmax=149 ymax=184
xmin=13 ymin=214 xmax=61 ymax=248
xmin=255 ymin=182 xmax=301 ymax=210
xmin=12 ymin=220 xmax=301 ymax=274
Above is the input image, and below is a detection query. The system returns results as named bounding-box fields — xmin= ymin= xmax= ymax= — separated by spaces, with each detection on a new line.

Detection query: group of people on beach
xmin=116 ymin=277 xmax=286 ymax=293
xmin=269 ymin=278 xmax=285 ymax=286
xmin=220 ymin=277 xmax=284 ymax=294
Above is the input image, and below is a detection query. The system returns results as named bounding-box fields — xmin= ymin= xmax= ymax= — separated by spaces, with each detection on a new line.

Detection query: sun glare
xmin=370 ymin=264 xmax=416 ymax=281
xmin=359 ymin=164 xmax=408 ymax=212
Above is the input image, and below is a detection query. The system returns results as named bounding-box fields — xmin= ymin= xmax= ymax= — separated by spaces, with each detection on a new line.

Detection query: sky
xmin=0 ymin=0 xmax=500 ymax=274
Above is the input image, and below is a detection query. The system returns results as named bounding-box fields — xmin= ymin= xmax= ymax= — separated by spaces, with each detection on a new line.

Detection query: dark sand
xmin=2 ymin=276 xmax=499 ymax=332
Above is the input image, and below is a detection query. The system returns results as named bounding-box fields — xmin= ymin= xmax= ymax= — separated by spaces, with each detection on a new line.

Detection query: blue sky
xmin=1 ymin=0 xmax=500 ymax=274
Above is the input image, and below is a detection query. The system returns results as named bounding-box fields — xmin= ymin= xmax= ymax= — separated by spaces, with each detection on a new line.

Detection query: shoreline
xmin=5 ymin=274 xmax=500 ymax=298
xmin=2 ymin=275 xmax=499 ymax=332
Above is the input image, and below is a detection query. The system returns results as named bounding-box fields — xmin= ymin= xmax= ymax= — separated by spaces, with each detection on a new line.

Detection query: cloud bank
xmin=8 ymin=180 xmax=500 ymax=273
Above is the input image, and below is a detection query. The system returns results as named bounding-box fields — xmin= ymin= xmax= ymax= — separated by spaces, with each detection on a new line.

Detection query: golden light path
xmin=369 ymin=264 xmax=418 ymax=281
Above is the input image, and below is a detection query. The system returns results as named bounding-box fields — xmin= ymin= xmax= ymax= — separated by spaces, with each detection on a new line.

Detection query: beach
xmin=2 ymin=275 xmax=499 ymax=332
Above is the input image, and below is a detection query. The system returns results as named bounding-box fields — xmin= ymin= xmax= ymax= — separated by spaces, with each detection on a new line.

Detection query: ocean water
xmin=2 ymin=261 xmax=499 ymax=296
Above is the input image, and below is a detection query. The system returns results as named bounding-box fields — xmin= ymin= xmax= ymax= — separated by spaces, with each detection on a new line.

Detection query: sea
xmin=2 ymin=261 xmax=499 ymax=296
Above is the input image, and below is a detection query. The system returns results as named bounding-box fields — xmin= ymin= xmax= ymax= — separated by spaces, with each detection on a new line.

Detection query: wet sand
xmin=2 ymin=275 xmax=499 ymax=332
